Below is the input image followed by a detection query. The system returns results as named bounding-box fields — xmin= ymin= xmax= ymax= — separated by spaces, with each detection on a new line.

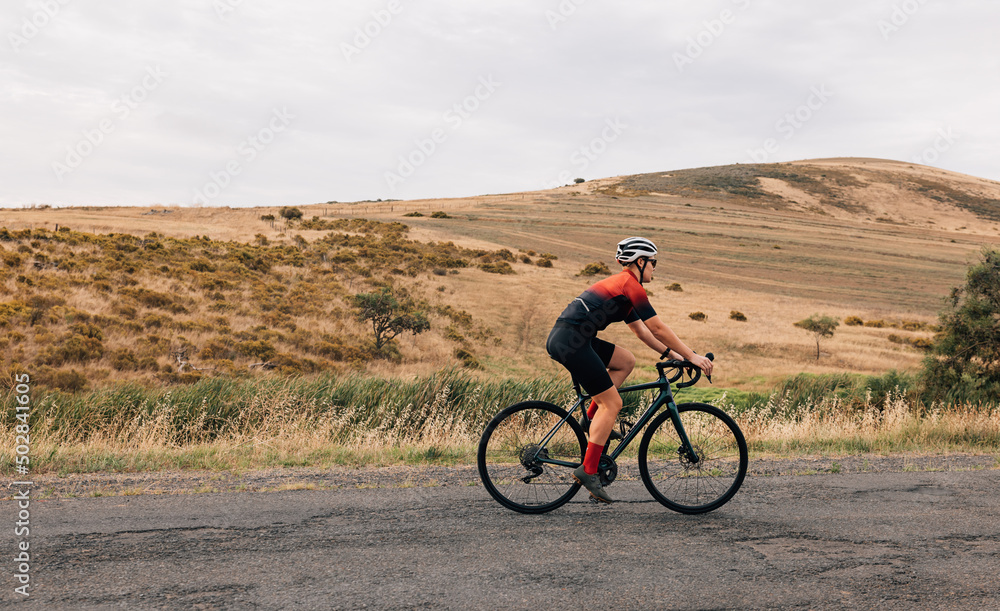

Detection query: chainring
xmin=598 ymin=454 xmax=618 ymax=487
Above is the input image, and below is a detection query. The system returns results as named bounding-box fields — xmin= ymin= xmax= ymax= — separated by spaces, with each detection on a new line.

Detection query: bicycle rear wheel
xmin=477 ymin=401 xmax=586 ymax=514
xmin=638 ymin=402 xmax=747 ymax=514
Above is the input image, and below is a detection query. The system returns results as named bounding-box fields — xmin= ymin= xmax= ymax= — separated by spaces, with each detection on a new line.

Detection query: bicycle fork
xmin=665 ymin=401 xmax=700 ymax=464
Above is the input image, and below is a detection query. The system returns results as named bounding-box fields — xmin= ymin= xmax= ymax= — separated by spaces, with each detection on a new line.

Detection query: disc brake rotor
xmin=678 ymin=444 xmax=703 ymax=468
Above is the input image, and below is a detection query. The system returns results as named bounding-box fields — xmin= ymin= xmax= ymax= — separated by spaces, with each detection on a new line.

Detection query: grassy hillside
xmin=5 ymin=158 xmax=1000 ymax=475
xmin=0 ymin=220 xmax=534 ymax=391
xmin=3 ymin=158 xmax=1000 ymax=392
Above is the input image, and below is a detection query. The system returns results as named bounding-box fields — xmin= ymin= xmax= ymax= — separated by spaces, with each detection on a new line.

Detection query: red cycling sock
xmin=587 ymin=399 xmax=599 ymax=420
xmin=583 ymin=442 xmax=604 ymax=475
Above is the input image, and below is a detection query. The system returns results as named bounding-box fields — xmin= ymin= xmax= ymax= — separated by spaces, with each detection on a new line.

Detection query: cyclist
xmin=545 ymin=237 xmax=713 ymax=503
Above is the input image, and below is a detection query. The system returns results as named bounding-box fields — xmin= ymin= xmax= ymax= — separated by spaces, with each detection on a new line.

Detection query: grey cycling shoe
xmin=573 ymin=465 xmax=613 ymax=504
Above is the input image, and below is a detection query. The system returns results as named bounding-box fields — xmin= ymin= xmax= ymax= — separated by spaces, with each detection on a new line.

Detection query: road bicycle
xmin=477 ymin=353 xmax=748 ymax=514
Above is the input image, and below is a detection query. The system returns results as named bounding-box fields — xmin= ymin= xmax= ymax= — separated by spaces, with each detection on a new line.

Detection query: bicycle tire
xmin=477 ymin=401 xmax=586 ymax=514
xmin=638 ymin=402 xmax=748 ymax=514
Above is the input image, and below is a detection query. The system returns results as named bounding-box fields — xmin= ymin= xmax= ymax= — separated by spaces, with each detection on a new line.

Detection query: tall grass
xmin=734 ymin=388 xmax=1000 ymax=456
xmin=1 ymin=371 xmax=575 ymax=473
xmin=3 ymin=370 xmax=998 ymax=475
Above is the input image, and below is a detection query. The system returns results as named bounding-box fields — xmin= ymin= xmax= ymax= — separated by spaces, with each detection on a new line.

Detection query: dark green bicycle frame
xmin=533 ymin=369 xmax=697 ymax=468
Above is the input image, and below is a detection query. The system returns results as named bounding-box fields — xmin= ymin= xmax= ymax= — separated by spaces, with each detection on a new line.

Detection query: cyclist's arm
xmin=635 ymin=316 xmax=713 ymax=374
xmin=627 ymin=318 xmax=668 ymax=355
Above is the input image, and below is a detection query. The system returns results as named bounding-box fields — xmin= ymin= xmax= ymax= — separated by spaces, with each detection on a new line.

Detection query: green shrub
xmin=189 ymin=260 xmax=216 ymax=273
xmin=69 ymin=322 xmax=103 ymax=340
xmin=844 ymin=316 xmax=864 ymax=326
xmin=729 ymin=310 xmax=747 ymax=322
xmin=479 ymin=262 xmax=515 ymax=275
xmin=667 ymin=283 xmax=683 ymax=292
xmin=199 ymin=337 xmax=237 ymax=361
xmin=922 ymin=248 xmax=1000 ymax=404
xmin=110 ymin=349 xmax=140 ymax=371
xmin=430 ymin=211 xmax=451 ymax=219
xmin=454 ymin=348 xmax=482 ymax=369
xmin=44 ymin=334 xmax=104 ymax=365
xmin=577 ymin=262 xmax=611 ymax=277
xmin=313 ymin=335 xmax=371 ymax=363
xmin=689 ymin=311 xmax=707 ymax=322
xmin=236 ymin=339 xmax=277 ymax=362
xmin=41 ymin=369 xmax=88 ymax=392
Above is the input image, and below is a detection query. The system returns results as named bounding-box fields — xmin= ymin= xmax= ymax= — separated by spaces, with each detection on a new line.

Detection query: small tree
xmin=279 ymin=206 xmax=303 ymax=221
xmin=923 ymin=248 xmax=1000 ymax=404
xmin=351 ymin=287 xmax=430 ymax=354
xmin=795 ymin=314 xmax=839 ymax=360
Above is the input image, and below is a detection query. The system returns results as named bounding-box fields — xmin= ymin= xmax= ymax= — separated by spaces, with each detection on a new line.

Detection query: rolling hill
xmin=3 ymin=158 xmax=999 ymax=391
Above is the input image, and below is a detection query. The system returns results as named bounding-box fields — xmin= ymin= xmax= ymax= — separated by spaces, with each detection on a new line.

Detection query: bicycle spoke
xmin=639 ymin=403 xmax=748 ymax=514
xmin=477 ymin=402 xmax=586 ymax=513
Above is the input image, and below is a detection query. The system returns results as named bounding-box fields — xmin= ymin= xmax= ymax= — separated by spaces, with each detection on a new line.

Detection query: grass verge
xmin=3 ymin=371 xmax=998 ymax=475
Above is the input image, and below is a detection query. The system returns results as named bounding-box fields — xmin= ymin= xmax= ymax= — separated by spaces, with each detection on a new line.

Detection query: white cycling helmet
xmin=615 ymin=237 xmax=658 ymax=265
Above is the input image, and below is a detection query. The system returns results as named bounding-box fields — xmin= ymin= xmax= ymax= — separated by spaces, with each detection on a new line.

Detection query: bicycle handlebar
xmin=656 ymin=352 xmax=714 ymax=388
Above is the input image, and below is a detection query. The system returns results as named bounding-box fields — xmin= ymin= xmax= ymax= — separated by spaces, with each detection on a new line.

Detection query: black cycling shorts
xmin=546 ymin=323 xmax=617 ymax=396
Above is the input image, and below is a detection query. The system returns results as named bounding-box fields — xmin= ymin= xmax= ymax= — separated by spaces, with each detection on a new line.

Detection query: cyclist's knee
xmin=621 ymin=350 xmax=635 ymax=374
xmin=596 ymin=393 xmax=623 ymax=415
xmin=610 ymin=347 xmax=635 ymax=374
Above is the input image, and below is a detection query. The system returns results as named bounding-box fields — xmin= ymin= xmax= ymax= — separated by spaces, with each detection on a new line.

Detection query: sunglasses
xmin=644 ymin=258 xmax=657 ymax=268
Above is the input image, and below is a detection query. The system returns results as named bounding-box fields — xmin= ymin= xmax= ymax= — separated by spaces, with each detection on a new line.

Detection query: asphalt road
xmin=5 ymin=468 xmax=1000 ymax=610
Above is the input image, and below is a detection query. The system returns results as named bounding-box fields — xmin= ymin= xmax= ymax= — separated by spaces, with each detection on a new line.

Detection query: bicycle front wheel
xmin=638 ymin=402 xmax=748 ymax=514
xmin=477 ymin=401 xmax=586 ymax=514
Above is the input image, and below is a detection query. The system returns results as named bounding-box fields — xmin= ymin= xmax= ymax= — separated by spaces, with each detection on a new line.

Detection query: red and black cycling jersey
xmin=555 ymin=269 xmax=657 ymax=334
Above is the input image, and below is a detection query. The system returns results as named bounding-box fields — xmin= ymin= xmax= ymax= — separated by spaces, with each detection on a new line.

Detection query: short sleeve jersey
xmin=556 ymin=270 xmax=657 ymax=334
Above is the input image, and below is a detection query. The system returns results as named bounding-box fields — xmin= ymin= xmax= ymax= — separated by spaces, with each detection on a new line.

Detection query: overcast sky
xmin=2 ymin=0 xmax=998 ymax=208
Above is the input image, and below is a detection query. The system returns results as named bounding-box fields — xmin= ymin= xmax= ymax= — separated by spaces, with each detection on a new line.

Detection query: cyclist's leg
xmin=607 ymin=344 xmax=636 ymax=388
xmin=586 ymin=340 xmax=634 ymax=419
xmin=587 ymin=385 xmax=623 ymax=447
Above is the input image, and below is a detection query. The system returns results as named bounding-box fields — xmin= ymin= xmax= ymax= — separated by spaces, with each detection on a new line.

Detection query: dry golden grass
xmin=3 ymin=158 xmax=999 ymax=391
xmin=738 ymin=391 xmax=1000 ymax=456
xmin=5 ymin=377 xmax=997 ymax=474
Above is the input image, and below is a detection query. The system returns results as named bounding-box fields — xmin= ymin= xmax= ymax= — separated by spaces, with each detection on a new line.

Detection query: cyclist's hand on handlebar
xmin=689 ymin=353 xmax=713 ymax=377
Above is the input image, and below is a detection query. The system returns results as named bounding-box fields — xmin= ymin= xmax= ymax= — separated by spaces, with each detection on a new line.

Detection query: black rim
xmin=638 ymin=403 xmax=748 ymax=514
xmin=477 ymin=402 xmax=586 ymax=514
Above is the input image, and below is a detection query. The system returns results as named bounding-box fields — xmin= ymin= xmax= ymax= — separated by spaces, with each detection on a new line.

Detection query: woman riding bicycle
xmin=546 ymin=237 xmax=713 ymax=503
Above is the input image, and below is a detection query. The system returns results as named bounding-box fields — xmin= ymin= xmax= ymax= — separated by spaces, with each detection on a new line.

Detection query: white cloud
xmin=1 ymin=0 xmax=998 ymax=207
